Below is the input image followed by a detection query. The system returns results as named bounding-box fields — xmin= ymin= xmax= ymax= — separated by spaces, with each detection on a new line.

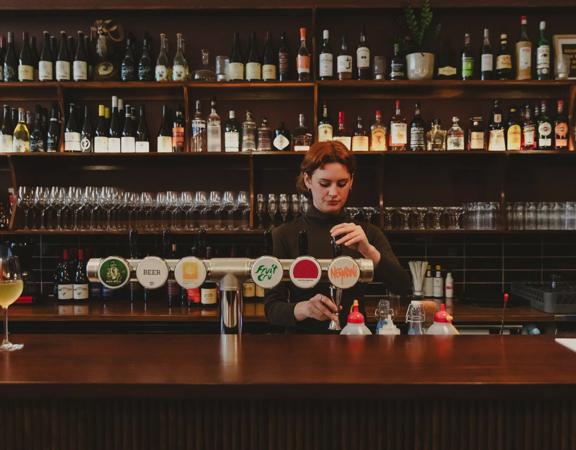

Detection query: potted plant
xmin=403 ymin=0 xmax=440 ymax=80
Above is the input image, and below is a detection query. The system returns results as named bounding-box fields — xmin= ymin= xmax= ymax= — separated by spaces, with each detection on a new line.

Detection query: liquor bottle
xmin=108 ymin=96 xmax=122 ymax=152
xmin=480 ymin=28 xmax=494 ymax=80
xmin=38 ymin=31 xmax=54 ymax=81
xmin=94 ymin=105 xmax=109 ymax=153
xmin=30 ymin=35 xmax=39 ymax=80
xmin=207 ymin=100 xmax=222 ymax=152
xmin=488 ymin=99 xmax=506 ymax=151
xmin=521 ymin=104 xmax=536 ymax=150
xmin=64 ymin=104 xmax=81 ymax=152
xmin=120 ymin=35 xmax=136 ymax=82
xmin=461 ymin=32 xmax=474 ymax=80
xmin=537 ymin=100 xmax=552 ymax=150
xmin=56 ymin=249 xmax=74 ymax=302
xmin=46 ymin=105 xmax=60 ymax=152
xmin=272 ymin=121 xmax=291 ymax=151
xmin=317 ymin=103 xmax=333 ymax=142
xmin=262 ymin=32 xmax=277 ymax=81
xmin=56 ymin=31 xmax=71 ymax=81
xmin=172 ymin=33 xmax=188 ymax=81
xmin=80 ymin=104 xmax=93 ymax=152
xmin=515 ymin=16 xmax=532 ymax=80
xmin=409 ymin=102 xmax=425 ymax=151
xmin=506 ymin=106 xmax=522 ymax=151
xmin=495 ymin=34 xmax=513 ymax=80
xmin=536 ymin=21 xmax=550 ymax=80
xmin=427 ymin=118 xmax=446 ymax=151
xmin=278 ymin=32 xmax=289 ymax=81
xmin=446 ymin=116 xmax=465 ymax=151
xmin=135 ymin=105 xmax=150 ymax=153
xmin=389 ymin=42 xmax=406 ymax=80
xmin=370 ymin=110 xmax=387 ymax=151
xmin=246 ymin=32 xmax=262 ymax=82
xmin=155 ymin=33 xmax=170 ymax=82
xmin=256 ymin=117 xmax=272 ymax=151
xmin=172 ymin=106 xmax=185 ymax=152
xmin=229 ymin=32 xmax=244 ymax=82
xmin=191 ymin=100 xmax=207 ymax=152
xmin=319 ymin=29 xmax=334 ymax=80
xmin=194 ymin=48 xmax=216 ymax=82
xmin=73 ymin=31 xmax=88 ymax=81
xmin=121 ymin=106 xmax=136 ymax=153
xmin=138 ymin=33 xmax=154 ymax=81
xmin=389 ymin=100 xmax=407 ymax=151
xmin=337 ymin=34 xmax=353 ymax=80
xmin=436 ymin=38 xmax=457 ymax=80
xmin=30 ymin=106 xmax=45 ymax=152
xmin=296 ymin=27 xmax=310 ymax=82
xmin=73 ymin=248 xmax=89 ymax=302
xmin=356 ymin=26 xmax=371 ymax=80
xmin=0 ymin=105 xmax=13 ymax=152
xmin=333 ymin=111 xmax=351 ymax=149
xmin=18 ymin=32 xmax=34 ymax=82
xmin=351 ymin=116 xmax=369 ymax=151
xmin=468 ymin=117 xmax=485 ymax=151
xmin=157 ymin=105 xmax=173 ymax=153
xmin=293 ymin=113 xmax=313 ymax=151
xmin=554 ymin=99 xmax=568 ymax=150
xmin=4 ymin=32 xmax=18 ymax=82
xmin=241 ymin=110 xmax=257 ymax=152
xmin=224 ymin=110 xmax=241 ymax=152
xmin=200 ymin=246 xmax=218 ymax=308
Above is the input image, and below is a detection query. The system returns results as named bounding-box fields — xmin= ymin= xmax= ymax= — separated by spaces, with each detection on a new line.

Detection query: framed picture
xmin=553 ymin=34 xmax=576 ymax=79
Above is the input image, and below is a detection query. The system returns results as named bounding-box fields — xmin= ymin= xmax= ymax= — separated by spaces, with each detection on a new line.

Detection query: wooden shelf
xmin=318 ymin=80 xmax=576 ymax=89
xmin=0 ymin=229 xmax=263 ymax=236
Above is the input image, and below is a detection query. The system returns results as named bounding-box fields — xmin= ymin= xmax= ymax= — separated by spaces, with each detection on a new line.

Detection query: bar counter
xmin=1 ymin=334 xmax=575 ymax=449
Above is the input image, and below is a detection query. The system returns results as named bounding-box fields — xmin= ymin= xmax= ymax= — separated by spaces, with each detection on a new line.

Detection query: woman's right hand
xmin=294 ymin=294 xmax=339 ymax=322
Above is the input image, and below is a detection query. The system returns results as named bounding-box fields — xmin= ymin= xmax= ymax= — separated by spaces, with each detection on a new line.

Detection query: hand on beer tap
xmin=330 ymin=223 xmax=381 ymax=265
xmin=294 ymin=293 xmax=340 ymax=322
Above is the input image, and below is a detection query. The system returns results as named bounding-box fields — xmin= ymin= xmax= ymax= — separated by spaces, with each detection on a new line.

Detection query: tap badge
xmin=174 ymin=257 xmax=207 ymax=289
xmin=328 ymin=256 xmax=360 ymax=289
xmin=251 ymin=256 xmax=283 ymax=289
xmin=289 ymin=256 xmax=321 ymax=289
xmin=135 ymin=256 xmax=169 ymax=290
xmin=98 ymin=256 xmax=130 ymax=290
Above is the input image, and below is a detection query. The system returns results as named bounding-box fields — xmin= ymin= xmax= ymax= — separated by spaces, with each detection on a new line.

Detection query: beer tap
xmin=328 ymin=235 xmax=343 ymax=331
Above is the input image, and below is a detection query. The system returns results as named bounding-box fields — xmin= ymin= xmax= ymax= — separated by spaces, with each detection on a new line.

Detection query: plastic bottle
xmin=375 ymin=298 xmax=400 ymax=335
xmin=405 ymin=300 xmax=425 ymax=335
xmin=426 ymin=304 xmax=459 ymax=335
xmin=340 ymin=299 xmax=372 ymax=335
xmin=445 ymin=272 xmax=454 ymax=299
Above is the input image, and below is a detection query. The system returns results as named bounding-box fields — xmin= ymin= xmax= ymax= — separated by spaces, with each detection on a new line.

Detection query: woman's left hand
xmin=330 ymin=223 xmax=372 ymax=256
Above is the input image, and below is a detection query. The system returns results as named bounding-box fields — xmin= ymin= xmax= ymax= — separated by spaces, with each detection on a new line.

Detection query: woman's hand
xmin=294 ymin=294 xmax=339 ymax=322
xmin=330 ymin=222 xmax=381 ymax=265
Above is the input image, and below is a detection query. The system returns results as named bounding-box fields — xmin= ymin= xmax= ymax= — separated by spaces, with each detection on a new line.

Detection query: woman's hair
xmin=296 ymin=141 xmax=357 ymax=195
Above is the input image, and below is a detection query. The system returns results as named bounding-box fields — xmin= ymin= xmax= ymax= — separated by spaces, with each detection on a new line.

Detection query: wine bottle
xmin=138 ymin=33 xmax=154 ymax=81
xmin=536 ymin=21 xmax=550 ymax=81
xmin=246 ymin=32 xmax=262 ymax=82
xmin=46 ymin=105 xmax=60 ymax=152
xmin=389 ymin=42 xmax=406 ymax=80
xmin=272 ymin=121 xmax=291 ymax=151
xmin=30 ymin=35 xmax=39 ymax=80
xmin=84 ymin=35 xmax=93 ymax=80
xmin=318 ymin=103 xmax=333 ymax=142
xmin=94 ymin=105 xmax=109 ymax=153
xmin=0 ymin=36 xmax=5 ymax=81
xmin=278 ymin=32 xmax=290 ymax=81
xmin=157 ymin=105 xmax=173 ymax=153
xmin=172 ymin=33 xmax=188 ymax=81
xmin=496 ymin=34 xmax=513 ymax=80
xmin=18 ymin=32 xmax=34 ymax=82
xmin=318 ymin=29 xmax=334 ymax=80
xmin=480 ymin=28 xmax=493 ymax=80
xmin=120 ymin=35 xmax=136 ymax=82
xmin=262 ymin=32 xmax=276 ymax=82
xmin=356 ymin=26 xmax=371 ymax=80
xmin=30 ymin=106 xmax=45 ymax=152
xmin=3 ymin=31 xmax=18 ymax=82
xmin=80 ymin=104 xmax=93 ymax=152
xmin=13 ymin=107 xmax=30 ymax=152
xmin=337 ymin=34 xmax=353 ymax=80
xmin=515 ymin=15 xmax=532 ymax=81
xmin=38 ymin=31 xmax=54 ymax=81
xmin=155 ymin=33 xmax=170 ymax=82
xmin=0 ymin=105 xmax=13 ymax=152
xmin=135 ymin=105 xmax=150 ymax=153
xmin=73 ymin=248 xmax=89 ymax=302
xmin=191 ymin=100 xmax=206 ymax=152
xmin=351 ymin=115 xmax=369 ymax=151
xmin=56 ymin=249 xmax=74 ymax=302
xmin=537 ymin=100 xmax=552 ymax=150
xmin=224 ymin=110 xmax=241 ymax=152
xmin=207 ymin=99 xmax=222 ymax=152
xmin=229 ymin=32 xmax=244 ymax=82
xmin=108 ymin=96 xmax=122 ymax=152
xmin=73 ymin=30 xmax=88 ymax=81
xmin=64 ymin=104 xmax=80 ymax=152
xmin=296 ymin=27 xmax=310 ymax=82
xmin=488 ymin=99 xmax=506 ymax=151
xmin=333 ymin=111 xmax=351 ymax=149
xmin=554 ymin=99 xmax=568 ymax=150
xmin=56 ymin=31 xmax=71 ymax=81
xmin=461 ymin=32 xmax=474 ymax=80
xmin=121 ymin=105 xmax=136 ymax=153
xmin=172 ymin=105 xmax=185 ymax=152
xmin=409 ymin=102 xmax=426 ymax=151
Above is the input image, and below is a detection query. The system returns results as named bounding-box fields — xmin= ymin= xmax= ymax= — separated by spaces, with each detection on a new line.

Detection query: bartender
xmin=264 ymin=141 xmax=411 ymax=332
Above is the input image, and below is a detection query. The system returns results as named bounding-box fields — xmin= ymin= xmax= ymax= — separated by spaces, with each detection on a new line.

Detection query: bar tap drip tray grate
xmin=511 ymin=283 xmax=576 ymax=314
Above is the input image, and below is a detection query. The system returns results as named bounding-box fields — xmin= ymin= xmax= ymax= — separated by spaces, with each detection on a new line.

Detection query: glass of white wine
xmin=0 ymin=256 xmax=24 ymax=352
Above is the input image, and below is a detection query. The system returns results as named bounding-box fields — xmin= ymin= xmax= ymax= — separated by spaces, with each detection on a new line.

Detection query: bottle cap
xmin=347 ymin=299 xmax=365 ymax=324
xmin=433 ymin=303 xmax=453 ymax=323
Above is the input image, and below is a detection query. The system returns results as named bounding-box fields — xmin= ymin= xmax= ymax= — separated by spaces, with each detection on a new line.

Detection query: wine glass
xmin=256 ymin=194 xmax=266 ymax=229
xmin=279 ymin=193 xmax=289 ymax=223
xmin=236 ymin=191 xmax=250 ymax=230
xmin=17 ymin=186 xmax=34 ymax=230
xmin=267 ymin=193 xmax=278 ymax=227
xmin=0 ymin=254 xmax=24 ymax=352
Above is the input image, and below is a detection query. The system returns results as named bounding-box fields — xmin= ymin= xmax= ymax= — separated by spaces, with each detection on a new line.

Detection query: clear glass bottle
xmin=426 ymin=118 xmax=446 ymax=151
xmin=370 ymin=110 xmax=387 ymax=151
xmin=13 ymin=107 xmax=30 ymax=153
xmin=155 ymin=33 xmax=170 ymax=82
xmin=194 ymin=49 xmax=216 ymax=81
xmin=207 ymin=100 xmax=221 ymax=152
xmin=296 ymin=27 xmax=310 ymax=82
xmin=241 ymin=110 xmax=257 ymax=152
xmin=536 ymin=21 xmax=550 ymax=80
xmin=293 ymin=113 xmax=312 ymax=151
xmin=172 ymin=33 xmax=188 ymax=81
xmin=389 ymin=100 xmax=407 ymax=151
xmin=446 ymin=116 xmax=465 ymax=151
xmin=351 ymin=115 xmax=369 ymax=151
xmin=224 ymin=110 xmax=240 ymax=152
xmin=256 ymin=118 xmax=272 ymax=152
xmin=515 ymin=15 xmax=532 ymax=81
xmin=191 ymin=100 xmax=207 ymax=152
xmin=468 ymin=117 xmax=485 ymax=151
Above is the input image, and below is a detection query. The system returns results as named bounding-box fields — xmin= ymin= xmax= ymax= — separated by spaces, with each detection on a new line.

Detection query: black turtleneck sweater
xmin=264 ymin=204 xmax=411 ymax=333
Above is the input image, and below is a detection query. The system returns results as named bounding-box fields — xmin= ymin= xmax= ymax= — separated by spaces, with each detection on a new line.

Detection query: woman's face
xmin=304 ymin=162 xmax=353 ymax=214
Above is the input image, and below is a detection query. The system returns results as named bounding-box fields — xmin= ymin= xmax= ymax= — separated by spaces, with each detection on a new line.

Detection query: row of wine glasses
xmin=504 ymin=202 xmax=576 ymax=231
xmin=382 ymin=206 xmax=465 ymax=230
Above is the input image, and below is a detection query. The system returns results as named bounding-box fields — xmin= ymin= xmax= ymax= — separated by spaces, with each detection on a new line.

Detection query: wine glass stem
xmin=2 ymin=307 xmax=9 ymax=346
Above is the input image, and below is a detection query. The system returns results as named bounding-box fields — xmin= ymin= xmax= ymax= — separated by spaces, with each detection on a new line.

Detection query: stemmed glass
xmin=299 ymin=194 xmax=310 ymax=215
xmin=193 ymin=191 xmax=208 ymax=230
xmin=17 ymin=186 xmax=34 ymax=230
xmin=267 ymin=194 xmax=278 ymax=227
xmin=236 ymin=191 xmax=250 ymax=230
xmin=279 ymin=193 xmax=290 ymax=223
xmin=209 ymin=191 xmax=222 ymax=230
xmin=0 ymin=254 xmax=24 ymax=352
xmin=222 ymin=191 xmax=236 ymax=230
xmin=256 ymin=194 xmax=266 ymax=229
xmin=35 ymin=186 xmax=50 ymax=229
xmin=291 ymin=194 xmax=301 ymax=220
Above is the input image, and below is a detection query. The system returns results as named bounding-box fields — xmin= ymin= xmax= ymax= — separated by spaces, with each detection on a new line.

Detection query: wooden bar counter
xmin=1 ymin=334 xmax=575 ymax=450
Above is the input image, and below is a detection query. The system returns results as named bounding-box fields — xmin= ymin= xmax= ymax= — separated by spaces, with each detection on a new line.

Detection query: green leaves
xmin=404 ymin=0 xmax=440 ymax=53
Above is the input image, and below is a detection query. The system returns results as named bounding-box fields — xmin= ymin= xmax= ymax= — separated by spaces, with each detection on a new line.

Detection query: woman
xmin=265 ymin=141 xmax=410 ymax=333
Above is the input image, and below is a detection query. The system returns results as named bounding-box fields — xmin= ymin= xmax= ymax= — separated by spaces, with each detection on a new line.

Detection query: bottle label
xmin=262 ymin=64 xmax=277 ymax=81
xmin=172 ymin=126 xmax=185 ymax=149
xmin=507 ymin=125 xmax=521 ymax=150
xmin=337 ymin=55 xmax=353 ymax=74
xmin=437 ymin=65 xmax=457 ymax=77
xmin=496 ymin=54 xmax=512 ymax=70
xmin=447 ymin=134 xmax=464 ymax=151
xmin=135 ymin=141 xmax=150 ymax=153
xmin=108 ymin=137 xmax=121 ymax=153
xmin=410 ymin=128 xmax=425 ymax=150
xmin=18 ymin=65 xmax=34 ymax=82
xmin=0 ymin=135 xmax=13 ymax=152
xmin=121 ymin=136 xmax=136 ymax=153
xmin=333 ymin=136 xmax=351 ymax=150
xmin=391 ymin=62 xmax=407 ymax=78
xmin=481 ymin=54 xmax=494 ymax=72
xmin=317 ymin=124 xmax=333 ymax=142
xmin=319 ymin=53 xmax=334 ymax=77
xmin=371 ymin=129 xmax=387 ymax=151
xmin=56 ymin=61 xmax=71 ymax=81
xmin=225 ymin=132 xmax=240 ymax=152
xmin=555 ymin=122 xmax=568 ymax=148
xmin=228 ymin=62 xmax=244 ymax=80
xmin=157 ymin=135 xmax=172 ymax=153
xmin=207 ymin=125 xmax=221 ymax=152
xmin=356 ymin=47 xmax=370 ymax=69
xmin=523 ymin=125 xmax=536 ymax=147
xmin=538 ymin=122 xmax=552 ymax=148
xmin=246 ymin=62 xmax=262 ymax=81
xmin=462 ymin=57 xmax=474 ymax=77
xmin=30 ymin=137 xmax=45 ymax=152
xmin=13 ymin=138 xmax=30 ymax=153
xmin=4 ymin=66 xmax=16 ymax=81
xmin=278 ymin=51 xmax=289 ymax=75
xmin=294 ymin=144 xmax=310 ymax=152
xmin=201 ymin=287 xmax=218 ymax=305
xmin=58 ymin=284 xmax=74 ymax=300
xmin=488 ymin=129 xmax=506 ymax=151
xmin=38 ymin=61 xmax=54 ymax=81
xmin=390 ymin=123 xmax=407 ymax=145
xmin=470 ymin=131 xmax=485 ymax=150
xmin=73 ymin=284 xmax=89 ymax=301
xmin=297 ymin=55 xmax=310 ymax=74
xmin=493 ymin=114 xmax=502 ymax=124
xmin=73 ymin=61 xmax=88 ymax=81
xmin=537 ymin=45 xmax=550 ymax=73
xmin=273 ymin=133 xmax=290 ymax=150
xmin=172 ymin=64 xmax=187 ymax=81
xmin=155 ymin=65 xmax=168 ymax=81
xmin=518 ymin=46 xmax=532 ymax=71
xmin=80 ymin=136 xmax=92 ymax=152
xmin=187 ymin=287 xmax=201 ymax=304
xmin=94 ymin=136 xmax=109 ymax=153
xmin=64 ymin=132 xmax=81 ymax=152
xmin=351 ymin=136 xmax=369 ymax=151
